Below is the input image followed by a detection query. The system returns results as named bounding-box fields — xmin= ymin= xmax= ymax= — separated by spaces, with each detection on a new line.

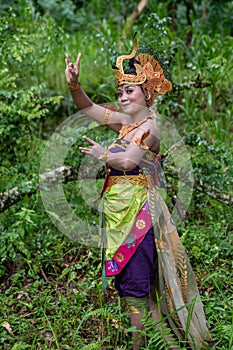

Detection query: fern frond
xmin=142 ymin=316 xmax=180 ymax=350
xmin=76 ymin=306 xmax=119 ymax=334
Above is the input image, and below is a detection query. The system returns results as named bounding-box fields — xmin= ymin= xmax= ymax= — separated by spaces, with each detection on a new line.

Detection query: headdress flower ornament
xmin=115 ymin=37 xmax=172 ymax=106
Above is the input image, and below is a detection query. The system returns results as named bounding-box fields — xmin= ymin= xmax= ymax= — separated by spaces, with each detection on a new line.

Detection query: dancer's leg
xmin=130 ymin=309 xmax=145 ymax=350
xmin=126 ymin=297 xmax=149 ymax=349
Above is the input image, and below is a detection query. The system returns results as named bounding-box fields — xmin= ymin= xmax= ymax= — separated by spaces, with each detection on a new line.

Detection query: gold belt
xmin=106 ymin=173 xmax=148 ymax=189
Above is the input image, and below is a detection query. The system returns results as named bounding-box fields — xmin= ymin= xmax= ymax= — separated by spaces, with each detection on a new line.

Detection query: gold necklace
xmin=118 ymin=116 xmax=150 ymax=139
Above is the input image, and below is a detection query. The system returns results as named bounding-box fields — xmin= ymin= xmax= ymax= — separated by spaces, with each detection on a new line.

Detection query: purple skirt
xmin=114 ymin=226 xmax=157 ymax=298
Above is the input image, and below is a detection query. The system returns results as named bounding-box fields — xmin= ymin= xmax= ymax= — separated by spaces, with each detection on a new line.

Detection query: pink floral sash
xmin=105 ymin=201 xmax=152 ymax=276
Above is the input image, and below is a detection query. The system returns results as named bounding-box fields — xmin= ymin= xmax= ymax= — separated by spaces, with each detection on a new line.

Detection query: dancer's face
xmin=117 ymin=84 xmax=147 ymax=117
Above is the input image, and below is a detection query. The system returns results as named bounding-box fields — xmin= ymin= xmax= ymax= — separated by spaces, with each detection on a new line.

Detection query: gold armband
xmin=101 ymin=109 xmax=113 ymax=125
xmin=68 ymin=82 xmax=81 ymax=91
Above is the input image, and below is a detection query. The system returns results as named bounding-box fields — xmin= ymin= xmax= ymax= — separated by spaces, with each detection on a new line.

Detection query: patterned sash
xmin=105 ymin=201 xmax=152 ymax=276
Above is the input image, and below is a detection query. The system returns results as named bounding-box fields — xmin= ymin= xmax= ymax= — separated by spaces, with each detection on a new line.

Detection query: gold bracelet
xmin=98 ymin=150 xmax=110 ymax=160
xmin=101 ymin=108 xmax=113 ymax=125
xmin=68 ymin=82 xmax=81 ymax=91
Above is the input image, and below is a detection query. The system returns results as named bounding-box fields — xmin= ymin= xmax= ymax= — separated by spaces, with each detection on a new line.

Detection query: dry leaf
xmin=17 ymin=293 xmax=24 ymax=299
xmin=1 ymin=321 xmax=14 ymax=335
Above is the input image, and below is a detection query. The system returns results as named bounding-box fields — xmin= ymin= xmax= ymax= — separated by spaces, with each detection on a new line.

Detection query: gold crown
xmin=115 ymin=38 xmax=172 ymax=106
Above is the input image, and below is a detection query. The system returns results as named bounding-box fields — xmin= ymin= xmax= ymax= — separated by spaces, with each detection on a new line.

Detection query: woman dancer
xmin=65 ymin=37 xmax=212 ymax=349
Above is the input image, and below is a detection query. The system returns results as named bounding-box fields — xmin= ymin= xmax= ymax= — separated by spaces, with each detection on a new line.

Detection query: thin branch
xmin=173 ymin=81 xmax=211 ymax=91
xmin=165 ymin=167 xmax=232 ymax=207
xmin=40 ymin=268 xmax=50 ymax=283
xmin=122 ymin=0 xmax=149 ymax=40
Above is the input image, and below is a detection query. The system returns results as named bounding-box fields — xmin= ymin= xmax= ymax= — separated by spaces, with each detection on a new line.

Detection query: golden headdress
xmin=115 ymin=37 xmax=172 ymax=106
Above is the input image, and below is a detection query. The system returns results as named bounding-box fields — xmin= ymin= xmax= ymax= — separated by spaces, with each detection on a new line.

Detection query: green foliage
xmin=0 ymin=70 xmax=62 ymax=161
xmin=36 ymin=0 xmax=79 ymax=32
xmin=184 ymin=132 xmax=232 ymax=195
xmin=0 ymin=4 xmax=64 ymax=198
xmin=0 ymin=4 xmax=65 ymax=83
xmin=141 ymin=313 xmax=180 ymax=349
